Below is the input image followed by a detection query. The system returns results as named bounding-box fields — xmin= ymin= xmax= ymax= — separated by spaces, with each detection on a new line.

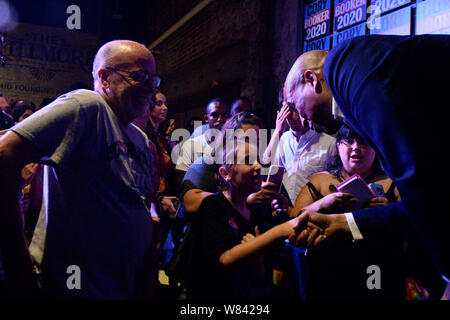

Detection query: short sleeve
xmin=175 ymin=139 xmax=194 ymax=172
xmin=11 ymin=94 xmax=86 ymax=167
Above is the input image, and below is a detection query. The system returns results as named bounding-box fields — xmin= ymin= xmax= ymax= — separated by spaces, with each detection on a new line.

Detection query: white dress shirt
xmin=274 ymin=129 xmax=336 ymax=204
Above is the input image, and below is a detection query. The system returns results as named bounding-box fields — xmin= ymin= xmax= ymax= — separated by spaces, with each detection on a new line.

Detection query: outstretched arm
xmin=219 ymin=218 xmax=297 ymax=267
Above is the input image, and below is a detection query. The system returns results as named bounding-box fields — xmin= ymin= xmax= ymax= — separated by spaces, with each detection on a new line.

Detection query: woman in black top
xmin=186 ymin=139 xmax=303 ymax=300
xmin=291 ymin=124 xmax=407 ymax=300
xmin=292 ymin=123 xmax=400 ymax=216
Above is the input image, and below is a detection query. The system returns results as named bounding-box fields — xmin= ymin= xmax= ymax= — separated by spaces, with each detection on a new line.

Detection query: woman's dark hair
xmin=149 ymin=89 xmax=161 ymax=111
xmin=221 ymin=111 xmax=265 ymax=131
xmin=11 ymin=103 xmax=34 ymax=122
xmin=215 ymin=111 xmax=264 ymax=158
xmin=327 ymin=123 xmax=384 ymax=178
xmin=216 ymin=112 xmax=264 ymax=189
xmin=145 ymin=90 xmax=172 ymax=179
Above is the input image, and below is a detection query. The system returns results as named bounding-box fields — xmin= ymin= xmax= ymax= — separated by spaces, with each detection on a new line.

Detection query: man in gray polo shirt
xmin=0 ymin=40 xmax=159 ymax=299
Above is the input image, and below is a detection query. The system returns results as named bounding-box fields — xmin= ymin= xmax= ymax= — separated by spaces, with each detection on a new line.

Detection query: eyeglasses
xmin=338 ymin=138 xmax=369 ymax=148
xmin=105 ymin=66 xmax=161 ymax=87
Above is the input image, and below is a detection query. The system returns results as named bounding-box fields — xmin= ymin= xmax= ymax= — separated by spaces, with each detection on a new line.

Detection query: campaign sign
xmin=332 ymin=22 xmax=365 ymax=46
xmin=416 ymin=0 xmax=450 ymax=34
xmin=370 ymin=5 xmax=411 ymax=34
xmin=304 ymin=0 xmax=332 ymax=41
xmin=303 ymin=35 xmax=331 ymax=52
xmin=334 ymin=0 xmax=367 ymax=31
xmin=370 ymin=0 xmax=411 ymax=15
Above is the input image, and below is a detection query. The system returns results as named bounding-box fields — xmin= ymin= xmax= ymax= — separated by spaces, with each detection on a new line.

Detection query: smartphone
xmin=265 ymin=165 xmax=285 ymax=192
xmin=336 ymin=174 xmax=376 ymax=209
xmin=369 ymin=183 xmax=385 ymax=197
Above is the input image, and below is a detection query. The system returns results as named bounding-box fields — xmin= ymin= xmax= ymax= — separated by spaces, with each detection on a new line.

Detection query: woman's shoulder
xmin=199 ymin=192 xmax=235 ymax=224
xmin=200 ymin=192 xmax=228 ymax=210
xmin=309 ymin=171 xmax=335 ymax=184
xmin=372 ymin=174 xmax=394 ymax=187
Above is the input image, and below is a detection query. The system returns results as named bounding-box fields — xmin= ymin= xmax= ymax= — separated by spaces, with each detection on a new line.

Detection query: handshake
xmin=286 ymin=210 xmax=351 ymax=250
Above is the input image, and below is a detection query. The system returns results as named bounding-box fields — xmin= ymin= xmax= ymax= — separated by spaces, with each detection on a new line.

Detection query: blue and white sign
xmin=303 ymin=35 xmax=331 ymax=52
xmin=369 ymin=0 xmax=411 ymax=15
xmin=332 ymin=22 xmax=365 ymax=46
xmin=304 ymin=0 xmax=332 ymax=41
xmin=370 ymin=5 xmax=411 ymax=34
xmin=416 ymin=0 xmax=450 ymax=34
xmin=334 ymin=0 xmax=367 ymax=31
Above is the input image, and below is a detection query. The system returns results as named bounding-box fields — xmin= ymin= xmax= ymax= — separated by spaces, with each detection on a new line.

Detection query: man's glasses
xmin=105 ymin=66 xmax=160 ymax=87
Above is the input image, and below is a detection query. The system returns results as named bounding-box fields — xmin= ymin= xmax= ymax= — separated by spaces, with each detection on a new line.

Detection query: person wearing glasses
xmin=0 ymin=40 xmax=161 ymax=299
xmin=290 ymin=123 xmax=411 ymax=300
xmin=292 ymin=123 xmax=399 ymax=217
xmin=285 ymin=35 xmax=450 ymax=300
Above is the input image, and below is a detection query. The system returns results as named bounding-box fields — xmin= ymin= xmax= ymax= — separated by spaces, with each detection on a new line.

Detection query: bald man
xmin=284 ymin=50 xmax=341 ymax=135
xmin=0 ymin=40 xmax=160 ymax=299
xmin=286 ymin=35 xmax=450 ymax=299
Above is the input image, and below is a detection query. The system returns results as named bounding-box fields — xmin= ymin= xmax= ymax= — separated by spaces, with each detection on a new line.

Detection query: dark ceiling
xmin=5 ymin=0 xmax=198 ymax=44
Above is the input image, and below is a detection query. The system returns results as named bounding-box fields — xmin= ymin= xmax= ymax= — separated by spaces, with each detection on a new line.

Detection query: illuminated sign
xmin=370 ymin=0 xmax=411 ymax=15
xmin=370 ymin=5 xmax=411 ymax=34
xmin=416 ymin=0 xmax=450 ymax=34
xmin=304 ymin=35 xmax=331 ymax=52
xmin=334 ymin=0 xmax=367 ymax=31
xmin=332 ymin=22 xmax=365 ymax=45
xmin=304 ymin=0 xmax=332 ymax=41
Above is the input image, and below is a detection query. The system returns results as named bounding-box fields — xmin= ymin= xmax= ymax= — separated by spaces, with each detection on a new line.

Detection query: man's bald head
xmin=284 ymin=50 xmax=341 ymax=134
xmin=284 ymin=50 xmax=328 ymax=97
xmin=92 ymin=40 xmax=154 ymax=90
xmin=91 ymin=40 xmax=157 ymax=124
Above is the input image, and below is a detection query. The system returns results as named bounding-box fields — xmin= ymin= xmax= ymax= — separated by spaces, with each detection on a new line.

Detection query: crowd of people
xmin=0 ymin=34 xmax=449 ymax=301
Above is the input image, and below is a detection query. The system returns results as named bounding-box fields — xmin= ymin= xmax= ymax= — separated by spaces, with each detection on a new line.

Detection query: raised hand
xmin=247 ymin=181 xmax=279 ymax=205
xmin=275 ymin=102 xmax=291 ymax=132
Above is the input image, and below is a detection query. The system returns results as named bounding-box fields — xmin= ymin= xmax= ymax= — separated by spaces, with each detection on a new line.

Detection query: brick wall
xmin=149 ymin=0 xmax=300 ymax=131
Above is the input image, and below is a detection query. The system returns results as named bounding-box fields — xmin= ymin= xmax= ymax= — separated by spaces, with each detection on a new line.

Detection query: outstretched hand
xmin=287 ymin=210 xmax=350 ymax=250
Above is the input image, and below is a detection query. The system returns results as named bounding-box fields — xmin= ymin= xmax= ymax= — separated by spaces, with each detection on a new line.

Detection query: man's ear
xmin=204 ymin=114 xmax=209 ymax=123
xmin=305 ymin=70 xmax=322 ymax=94
xmin=219 ymin=166 xmax=231 ymax=182
xmin=97 ymin=68 xmax=110 ymax=88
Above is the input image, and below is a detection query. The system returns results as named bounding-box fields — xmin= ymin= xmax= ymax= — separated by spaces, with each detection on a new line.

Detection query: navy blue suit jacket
xmin=324 ymin=35 xmax=450 ymax=278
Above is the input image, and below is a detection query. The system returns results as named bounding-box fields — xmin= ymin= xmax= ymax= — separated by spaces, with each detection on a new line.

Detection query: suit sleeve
xmin=324 ymin=35 xmax=450 ymax=277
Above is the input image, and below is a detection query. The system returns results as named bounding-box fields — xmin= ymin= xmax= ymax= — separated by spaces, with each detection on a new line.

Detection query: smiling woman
xmin=291 ymin=123 xmax=399 ymax=216
xmin=183 ymin=138 xmax=301 ymax=300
